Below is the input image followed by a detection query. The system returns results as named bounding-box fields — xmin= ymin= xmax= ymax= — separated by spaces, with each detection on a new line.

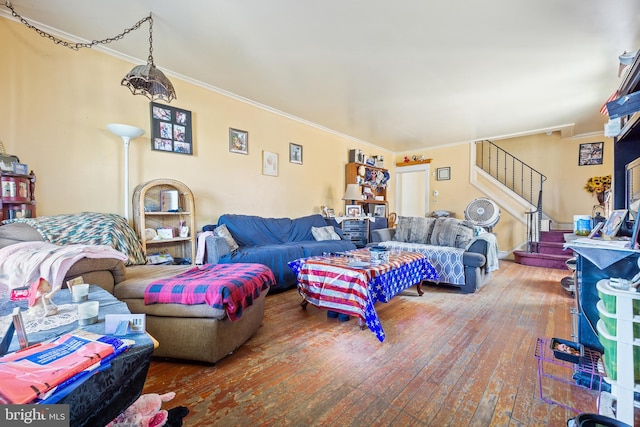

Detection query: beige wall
xmin=0 ymin=18 xmax=393 ymax=228
xmin=496 ymin=132 xmax=613 ymax=224
xmin=2 ymin=17 xmax=614 ymax=254
xmin=394 ymin=132 xmax=614 ymax=254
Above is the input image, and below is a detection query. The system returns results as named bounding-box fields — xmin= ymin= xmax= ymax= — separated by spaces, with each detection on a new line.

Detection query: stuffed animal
xmin=107 ymin=392 xmax=176 ymax=427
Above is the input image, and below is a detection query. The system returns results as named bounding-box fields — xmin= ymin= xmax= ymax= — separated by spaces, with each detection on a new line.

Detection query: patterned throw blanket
xmin=3 ymin=212 xmax=147 ymax=266
xmin=144 ymin=263 xmax=275 ymax=321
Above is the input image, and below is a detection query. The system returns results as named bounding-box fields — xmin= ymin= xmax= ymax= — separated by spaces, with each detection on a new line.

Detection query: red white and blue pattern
xmin=145 ymin=263 xmax=275 ymax=321
xmin=289 ymin=249 xmax=437 ymax=342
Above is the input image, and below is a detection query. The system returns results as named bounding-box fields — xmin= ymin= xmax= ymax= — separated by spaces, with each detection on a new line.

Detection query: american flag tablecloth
xmin=288 ymin=249 xmax=438 ymax=342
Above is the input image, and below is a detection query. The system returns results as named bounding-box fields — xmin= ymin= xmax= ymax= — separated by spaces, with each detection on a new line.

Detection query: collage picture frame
xmin=578 ymin=142 xmax=604 ymax=166
xmin=150 ymin=102 xmax=193 ymax=155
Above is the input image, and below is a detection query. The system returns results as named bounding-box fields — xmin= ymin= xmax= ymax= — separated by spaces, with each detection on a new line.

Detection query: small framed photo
xmin=578 ymin=142 xmax=604 ymax=166
xmin=373 ymin=205 xmax=386 ymax=217
xmin=263 ymin=151 xmax=278 ymax=176
xmin=321 ymin=206 xmax=336 ymax=218
xmin=229 ymin=128 xmax=248 ymax=154
xmin=150 ymin=102 xmax=193 ymax=155
xmin=601 ymin=209 xmax=628 ymax=240
xmin=289 ymin=143 xmax=303 ymax=164
xmin=0 ymin=155 xmax=18 ymax=172
xmin=437 ymin=167 xmax=451 ymax=181
xmin=13 ymin=163 xmax=28 ymax=175
xmin=346 ymin=204 xmax=362 ymax=217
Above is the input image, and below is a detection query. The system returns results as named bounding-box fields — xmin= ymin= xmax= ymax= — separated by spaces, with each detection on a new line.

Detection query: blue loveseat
xmin=204 ymin=214 xmax=356 ymax=291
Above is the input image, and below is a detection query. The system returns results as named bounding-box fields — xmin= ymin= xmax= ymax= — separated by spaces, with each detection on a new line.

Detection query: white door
xmin=395 ymin=164 xmax=430 ymax=217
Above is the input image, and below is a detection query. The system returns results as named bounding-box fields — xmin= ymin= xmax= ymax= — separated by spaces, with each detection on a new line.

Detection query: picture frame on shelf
xmin=578 ymin=142 xmax=604 ymax=166
xmin=0 ymin=155 xmax=19 ymax=172
xmin=346 ymin=204 xmax=362 ymax=217
xmin=321 ymin=206 xmax=335 ymax=218
xmin=373 ymin=205 xmax=386 ymax=217
xmin=12 ymin=163 xmax=28 ymax=175
xmin=229 ymin=128 xmax=248 ymax=154
xmin=601 ymin=209 xmax=628 ymax=240
xmin=262 ymin=151 xmax=278 ymax=176
xmin=437 ymin=167 xmax=451 ymax=181
xmin=289 ymin=143 xmax=303 ymax=164
xmin=150 ymin=102 xmax=193 ymax=155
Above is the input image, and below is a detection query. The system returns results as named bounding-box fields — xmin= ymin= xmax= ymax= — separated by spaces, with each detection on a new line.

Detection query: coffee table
xmin=289 ymin=249 xmax=438 ymax=341
xmin=0 ymin=285 xmax=154 ymax=427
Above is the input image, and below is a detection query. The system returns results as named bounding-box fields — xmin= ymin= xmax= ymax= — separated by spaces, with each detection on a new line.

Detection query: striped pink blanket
xmin=144 ymin=263 xmax=274 ymax=321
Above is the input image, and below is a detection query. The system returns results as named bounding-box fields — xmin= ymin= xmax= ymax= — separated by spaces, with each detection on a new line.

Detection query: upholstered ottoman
xmin=113 ymin=263 xmax=273 ymax=364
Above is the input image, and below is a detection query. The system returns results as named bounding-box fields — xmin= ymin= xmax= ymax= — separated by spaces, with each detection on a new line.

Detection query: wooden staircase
xmin=513 ymin=229 xmax=573 ymax=270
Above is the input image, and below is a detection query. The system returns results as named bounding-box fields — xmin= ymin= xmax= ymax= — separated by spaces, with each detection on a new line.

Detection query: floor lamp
xmin=107 ymin=124 xmax=145 ymax=221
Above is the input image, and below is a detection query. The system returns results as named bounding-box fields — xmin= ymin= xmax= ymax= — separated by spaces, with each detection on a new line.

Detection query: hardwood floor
xmin=141 ymin=261 xmax=617 ymax=426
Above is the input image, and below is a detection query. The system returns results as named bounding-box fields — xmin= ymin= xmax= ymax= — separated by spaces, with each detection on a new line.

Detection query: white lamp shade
xmin=107 ymin=123 xmax=145 ymax=139
xmin=342 ymin=183 xmax=362 ymax=201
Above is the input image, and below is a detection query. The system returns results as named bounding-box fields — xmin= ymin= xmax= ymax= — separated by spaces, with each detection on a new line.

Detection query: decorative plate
xmin=358 ymin=165 xmax=366 ymax=177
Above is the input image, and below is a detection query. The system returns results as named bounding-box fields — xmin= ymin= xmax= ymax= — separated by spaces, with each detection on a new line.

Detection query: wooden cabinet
xmin=132 ymin=179 xmax=196 ymax=264
xmin=345 ymin=162 xmax=389 ymax=216
xmin=1 ymin=171 xmax=36 ymax=220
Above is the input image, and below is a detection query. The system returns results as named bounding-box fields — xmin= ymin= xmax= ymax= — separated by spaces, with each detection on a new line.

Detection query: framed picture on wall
xmin=578 ymin=142 xmax=604 ymax=166
xmin=437 ymin=167 xmax=451 ymax=181
xmin=289 ymin=143 xmax=303 ymax=164
xmin=229 ymin=128 xmax=248 ymax=154
xmin=150 ymin=102 xmax=193 ymax=155
xmin=262 ymin=151 xmax=278 ymax=176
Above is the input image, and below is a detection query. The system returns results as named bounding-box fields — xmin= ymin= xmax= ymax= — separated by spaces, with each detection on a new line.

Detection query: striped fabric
xmin=145 ymin=263 xmax=274 ymax=321
xmin=600 ymin=90 xmax=619 ymax=115
xmin=289 ymin=249 xmax=437 ymax=341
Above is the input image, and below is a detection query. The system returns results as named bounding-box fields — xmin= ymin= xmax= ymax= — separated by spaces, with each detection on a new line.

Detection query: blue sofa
xmin=204 ymin=214 xmax=356 ymax=291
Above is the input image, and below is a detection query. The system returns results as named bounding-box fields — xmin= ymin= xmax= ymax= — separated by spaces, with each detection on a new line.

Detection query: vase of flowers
xmin=584 ymin=175 xmax=612 ymax=206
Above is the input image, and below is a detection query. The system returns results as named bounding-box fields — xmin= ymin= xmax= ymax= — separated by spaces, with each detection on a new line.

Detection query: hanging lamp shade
xmin=121 ymin=13 xmax=176 ymax=102
xmin=121 ymin=64 xmax=176 ymax=102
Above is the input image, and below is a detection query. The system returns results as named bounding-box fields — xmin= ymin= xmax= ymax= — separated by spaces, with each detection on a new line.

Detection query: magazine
xmin=36 ymin=331 xmax=133 ymax=404
xmin=0 ymin=333 xmax=115 ymax=404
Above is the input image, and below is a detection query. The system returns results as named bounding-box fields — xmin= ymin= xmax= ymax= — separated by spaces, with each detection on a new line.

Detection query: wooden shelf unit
xmin=345 ymin=162 xmax=389 ymax=215
xmin=132 ymin=179 xmax=196 ymax=264
xmin=1 ymin=171 xmax=36 ymax=220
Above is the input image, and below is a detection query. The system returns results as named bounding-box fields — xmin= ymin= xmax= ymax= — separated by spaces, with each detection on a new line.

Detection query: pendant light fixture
xmin=121 ymin=14 xmax=176 ymax=103
xmin=4 ymin=2 xmax=176 ymax=102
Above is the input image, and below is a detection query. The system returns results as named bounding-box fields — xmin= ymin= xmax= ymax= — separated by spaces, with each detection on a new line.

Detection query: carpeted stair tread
xmin=513 ymin=250 xmax=572 ymax=270
xmin=539 ymin=229 xmax=573 ymax=243
xmin=536 ymin=241 xmax=573 ymax=256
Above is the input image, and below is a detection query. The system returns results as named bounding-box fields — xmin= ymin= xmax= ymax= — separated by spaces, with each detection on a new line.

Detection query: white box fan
xmin=464 ymin=197 xmax=500 ymax=230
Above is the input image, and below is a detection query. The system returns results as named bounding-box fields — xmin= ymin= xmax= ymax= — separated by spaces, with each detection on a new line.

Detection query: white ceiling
xmin=3 ymin=1 xmax=640 ymax=152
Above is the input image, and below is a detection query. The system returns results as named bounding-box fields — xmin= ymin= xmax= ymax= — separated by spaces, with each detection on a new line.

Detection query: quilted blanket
xmin=3 ymin=212 xmax=146 ymax=266
xmin=378 ymin=241 xmax=466 ymax=285
xmin=145 ymin=263 xmax=274 ymax=321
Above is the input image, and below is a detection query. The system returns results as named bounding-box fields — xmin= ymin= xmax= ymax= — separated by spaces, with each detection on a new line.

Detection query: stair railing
xmin=475 ymin=140 xmax=547 ymax=252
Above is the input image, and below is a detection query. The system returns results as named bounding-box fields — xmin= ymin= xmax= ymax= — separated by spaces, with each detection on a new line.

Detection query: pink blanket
xmin=0 ymin=241 xmax=127 ymax=291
